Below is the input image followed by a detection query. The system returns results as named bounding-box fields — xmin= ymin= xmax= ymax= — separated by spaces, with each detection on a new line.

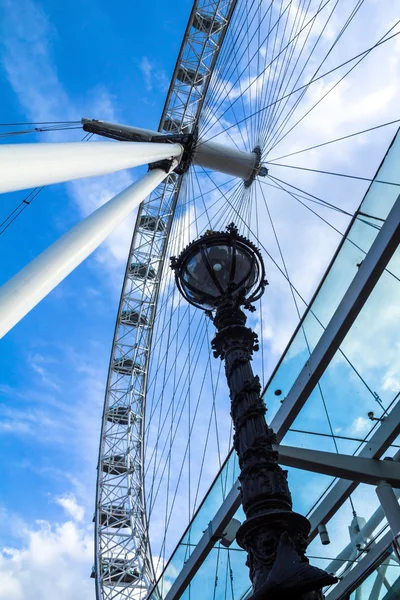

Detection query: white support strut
xmin=0 ymin=141 xmax=182 ymax=194
xmin=81 ymin=118 xmax=265 ymax=182
xmin=0 ymin=163 xmax=180 ymax=338
xmin=192 ymin=139 xmax=259 ymax=181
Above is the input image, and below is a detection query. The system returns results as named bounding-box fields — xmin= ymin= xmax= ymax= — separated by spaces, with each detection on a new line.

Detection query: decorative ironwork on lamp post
xmin=171 ymin=223 xmax=337 ymax=600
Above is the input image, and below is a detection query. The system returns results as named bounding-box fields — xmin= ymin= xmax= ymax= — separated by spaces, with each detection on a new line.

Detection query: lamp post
xmin=171 ymin=223 xmax=337 ymax=600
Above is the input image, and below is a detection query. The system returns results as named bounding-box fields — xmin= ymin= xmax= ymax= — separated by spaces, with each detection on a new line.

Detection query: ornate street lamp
xmin=171 ymin=223 xmax=337 ymax=600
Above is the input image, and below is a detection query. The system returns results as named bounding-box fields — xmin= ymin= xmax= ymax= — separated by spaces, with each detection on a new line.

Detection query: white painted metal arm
xmin=0 ymin=141 xmax=182 ymax=193
xmin=0 ymin=163 xmax=179 ymax=338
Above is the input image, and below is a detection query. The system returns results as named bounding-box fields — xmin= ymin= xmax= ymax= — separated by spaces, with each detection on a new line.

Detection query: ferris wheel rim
xmin=94 ymin=3 xmax=241 ymax=599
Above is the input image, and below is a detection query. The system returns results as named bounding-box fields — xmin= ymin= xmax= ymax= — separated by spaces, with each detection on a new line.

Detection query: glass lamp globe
xmin=170 ymin=223 xmax=266 ymax=311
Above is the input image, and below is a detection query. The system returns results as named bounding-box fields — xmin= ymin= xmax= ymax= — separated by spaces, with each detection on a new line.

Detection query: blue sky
xmin=0 ymin=0 xmax=400 ymax=598
xmin=0 ymin=0 xmax=195 ymax=596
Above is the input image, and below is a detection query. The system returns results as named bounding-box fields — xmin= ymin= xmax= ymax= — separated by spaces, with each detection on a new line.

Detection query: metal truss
xmin=94 ymin=2 xmax=238 ymax=599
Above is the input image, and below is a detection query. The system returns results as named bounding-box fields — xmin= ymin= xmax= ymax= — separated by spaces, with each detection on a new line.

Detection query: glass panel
xmin=186 ymin=254 xmax=220 ymax=297
xmin=233 ymin=248 xmax=253 ymax=286
xmin=349 ymin=552 xmax=400 ymax=600
xmin=153 ymin=128 xmax=400 ymax=599
xmin=206 ymin=244 xmax=233 ymax=289
xmin=151 ymin=451 xmax=240 ymax=598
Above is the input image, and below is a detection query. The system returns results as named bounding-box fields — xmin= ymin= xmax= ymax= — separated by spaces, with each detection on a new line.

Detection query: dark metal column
xmin=212 ymin=299 xmax=336 ymax=599
xmin=171 ymin=224 xmax=337 ymax=599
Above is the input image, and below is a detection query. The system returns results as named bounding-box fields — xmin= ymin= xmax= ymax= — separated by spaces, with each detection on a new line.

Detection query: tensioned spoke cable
xmin=264 ymin=0 xmax=364 ymax=150
xmin=258 ymin=0 xmax=295 ymax=144
xmin=200 ymin=0 xmax=257 ymax=110
xmin=216 ymin=175 xmax=393 ymax=408
xmin=201 ymin=0 xmax=291 ymax=132
xmin=147 ymin=179 xmax=244 ymax=474
xmin=268 ymin=161 xmax=400 ymax=187
xmin=267 ymin=15 xmax=399 ymax=153
xmin=0 ymin=120 xmax=80 ymax=126
xmin=148 ymin=323 xmax=210 ymax=531
xmin=258 ymin=180 xmax=342 ymax=455
xmin=201 ymin=28 xmax=400 ymax=144
xmin=201 ymin=0 xmax=286 ymax=133
xmin=200 ymin=0 xmax=268 ymax=132
xmin=267 ymin=118 xmax=400 ymax=162
xmin=0 ymin=125 xmax=82 ymax=138
xmin=266 ymin=175 xmax=400 ymax=283
xmin=145 ymin=173 xmax=250 ymax=552
xmin=289 ymin=427 xmax=400 ymax=448
xmin=260 ymin=0 xmax=342 ymax=147
xmin=260 ymin=0 xmax=310 ymax=142
xmin=260 ymin=176 xmax=352 ymax=215
xmin=266 ymin=175 xmax=350 ymax=234
xmin=200 ymin=0 xmax=332 ymax=140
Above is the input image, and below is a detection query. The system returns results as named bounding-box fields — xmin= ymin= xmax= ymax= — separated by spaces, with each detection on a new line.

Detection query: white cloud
xmin=0 ymin=517 xmax=94 ymax=600
xmin=140 ymin=56 xmax=153 ymax=91
xmin=0 ymin=0 xmax=136 ymax=278
xmin=348 ymin=416 xmax=370 ymax=436
xmin=139 ymin=55 xmax=169 ymax=94
xmin=55 ymin=493 xmax=85 ymax=523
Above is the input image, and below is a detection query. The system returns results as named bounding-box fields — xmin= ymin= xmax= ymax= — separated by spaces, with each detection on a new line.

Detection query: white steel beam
xmin=192 ymin=139 xmax=260 ymax=181
xmin=325 ymin=531 xmax=393 ymax=600
xmin=0 ymin=164 xmax=177 ymax=338
xmin=161 ymin=193 xmax=400 ymax=600
xmin=271 ymin=193 xmax=400 ymax=439
xmin=308 ymin=402 xmax=400 ymax=541
xmin=325 ymin=458 xmax=400 ymax=575
xmin=0 ymin=141 xmax=182 ymax=193
xmin=376 ymin=481 xmax=400 ymax=536
xmin=81 ymin=117 xmax=265 ymax=182
xmin=275 ymin=445 xmax=400 ymax=488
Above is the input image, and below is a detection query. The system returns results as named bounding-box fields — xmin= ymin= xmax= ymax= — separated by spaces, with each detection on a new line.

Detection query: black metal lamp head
xmin=170 ymin=223 xmax=267 ymax=311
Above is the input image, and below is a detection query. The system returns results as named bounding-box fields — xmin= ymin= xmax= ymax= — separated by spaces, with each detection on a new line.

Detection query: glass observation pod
xmin=113 ymin=358 xmax=142 ymax=376
xmin=101 ymin=454 xmax=132 ymax=475
xmin=120 ymin=310 xmax=148 ymax=327
xmin=97 ymin=505 xmax=131 ymax=528
xmin=90 ymin=560 xmax=140 ymax=584
xmin=192 ymin=11 xmax=223 ymax=34
xmin=106 ymin=405 xmax=132 ymax=425
xmin=176 ymin=66 xmax=204 ymax=87
xmin=129 ymin=262 xmax=156 ymax=280
xmin=139 ymin=215 xmax=166 ymax=233
xmin=163 ymin=118 xmax=190 ymax=134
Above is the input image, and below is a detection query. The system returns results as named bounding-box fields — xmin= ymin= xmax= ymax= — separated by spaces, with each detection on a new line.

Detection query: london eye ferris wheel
xmin=0 ymin=1 xmax=400 ymax=600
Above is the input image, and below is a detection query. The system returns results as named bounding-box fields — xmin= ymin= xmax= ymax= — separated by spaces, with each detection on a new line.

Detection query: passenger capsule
xmin=91 ymin=560 xmax=140 ymax=584
xmin=177 ymin=66 xmax=204 ymax=86
xmin=97 ymin=505 xmax=131 ymax=528
xmin=113 ymin=359 xmax=141 ymax=376
xmin=106 ymin=406 xmax=132 ymax=425
xmin=163 ymin=118 xmax=190 ymax=134
xmin=139 ymin=215 xmax=166 ymax=233
xmin=193 ymin=12 xmax=223 ymax=34
xmin=129 ymin=262 xmax=156 ymax=280
xmin=102 ymin=455 xmax=132 ymax=475
xmin=121 ymin=311 xmax=148 ymax=326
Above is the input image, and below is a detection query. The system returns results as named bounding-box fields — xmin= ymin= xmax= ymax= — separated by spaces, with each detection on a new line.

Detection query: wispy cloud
xmin=0 ymin=0 xmax=136 ymax=279
xmin=55 ymin=493 xmax=85 ymax=522
xmin=139 ymin=55 xmax=169 ymax=94
xmin=0 ymin=511 xmax=93 ymax=600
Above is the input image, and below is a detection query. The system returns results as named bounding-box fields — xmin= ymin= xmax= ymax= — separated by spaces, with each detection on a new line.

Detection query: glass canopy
xmin=149 ymin=128 xmax=400 ymax=600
